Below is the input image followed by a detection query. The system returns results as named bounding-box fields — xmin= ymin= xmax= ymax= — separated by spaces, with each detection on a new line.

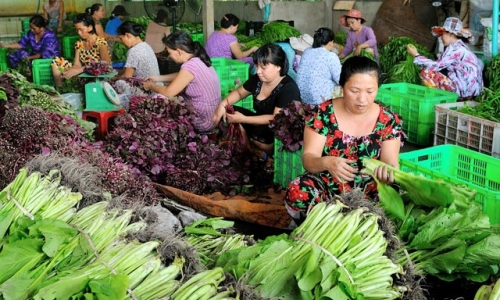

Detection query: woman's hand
xmin=354 ymin=45 xmax=362 ymax=56
xmin=226 ymin=110 xmax=245 ymax=123
xmin=373 ymin=165 xmax=394 ymax=185
xmin=146 ymin=75 xmax=160 ymax=82
xmin=250 ymin=46 xmax=259 ymax=53
xmin=323 ymin=157 xmax=358 ymax=182
xmin=407 ymin=44 xmax=418 ymax=57
xmin=212 ymin=103 xmax=227 ymax=124
xmin=62 ymin=67 xmax=82 ymax=79
xmin=143 ymin=80 xmax=154 ymax=91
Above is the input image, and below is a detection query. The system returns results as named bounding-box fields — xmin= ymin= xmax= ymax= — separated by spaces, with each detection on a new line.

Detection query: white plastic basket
xmin=434 ymin=101 xmax=500 ymax=158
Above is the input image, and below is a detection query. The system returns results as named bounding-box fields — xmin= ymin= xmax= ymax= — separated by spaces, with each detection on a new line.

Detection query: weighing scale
xmin=79 ymin=72 xmax=122 ymax=111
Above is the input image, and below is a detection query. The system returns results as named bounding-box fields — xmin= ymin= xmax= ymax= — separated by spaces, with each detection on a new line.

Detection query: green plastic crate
xmin=376 ymin=83 xmax=458 ymax=145
xmin=273 ymin=139 xmax=305 ymax=188
xmin=399 ymin=144 xmax=500 ymax=224
xmin=62 ymin=35 xmax=80 ymax=60
xmin=32 ymin=58 xmax=55 ymax=87
xmin=0 ymin=47 xmax=7 ymax=70
xmin=21 ymin=18 xmax=30 ymax=36
xmin=190 ymin=33 xmax=204 ymax=46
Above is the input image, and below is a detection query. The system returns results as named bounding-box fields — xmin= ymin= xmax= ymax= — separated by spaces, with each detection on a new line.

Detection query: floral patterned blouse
xmin=74 ymin=36 xmax=109 ymax=65
xmin=305 ymin=100 xmax=403 ymax=196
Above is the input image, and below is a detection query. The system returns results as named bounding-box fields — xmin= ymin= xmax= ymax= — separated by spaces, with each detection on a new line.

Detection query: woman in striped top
xmin=144 ymin=31 xmax=221 ymax=132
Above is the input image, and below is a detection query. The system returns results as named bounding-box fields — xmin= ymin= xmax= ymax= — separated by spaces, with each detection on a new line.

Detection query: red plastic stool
xmin=82 ymin=108 xmax=126 ymax=140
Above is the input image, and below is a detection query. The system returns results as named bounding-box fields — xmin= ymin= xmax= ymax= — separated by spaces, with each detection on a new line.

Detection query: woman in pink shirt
xmin=338 ymin=9 xmax=378 ymax=60
xmin=143 ymin=31 xmax=221 ymax=132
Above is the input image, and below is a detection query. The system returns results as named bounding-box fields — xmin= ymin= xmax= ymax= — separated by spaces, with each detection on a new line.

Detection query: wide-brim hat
xmin=289 ymin=34 xmax=314 ymax=52
xmin=340 ymin=9 xmax=366 ymax=27
xmin=432 ymin=17 xmax=471 ymax=39
xmin=111 ymin=5 xmax=130 ymax=16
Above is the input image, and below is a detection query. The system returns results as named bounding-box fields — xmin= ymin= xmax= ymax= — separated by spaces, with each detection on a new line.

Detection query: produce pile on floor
xmin=2 ymin=45 xmax=500 ymax=298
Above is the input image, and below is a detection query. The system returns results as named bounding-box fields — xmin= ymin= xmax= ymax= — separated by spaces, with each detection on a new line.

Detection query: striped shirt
xmin=180 ymin=57 xmax=221 ymax=132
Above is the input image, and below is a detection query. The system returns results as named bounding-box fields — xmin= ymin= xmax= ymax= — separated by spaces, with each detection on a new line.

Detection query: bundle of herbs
xmin=386 ymin=53 xmax=422 ymax=84
xmin=105 ymin=95 xmax=250 ymax=195
xmin=83 ymin=61 xmax=114 ymax=76
xmin=457 ymin=88 xmax=500 ymax=122
xmin=485 ymin=54 xmax=500 ymax=89
xmin=269 ymin=100 xmax=313 ymax=152
xmin=379 ymin=37 xmax=434 ymax=75
xmin=260 ymin=21 xmax=301 ymax=45
xmin=362 ymin=159 xmax=500 ymax=283
xmin=216 ymin=200 xmax=406 ymax=299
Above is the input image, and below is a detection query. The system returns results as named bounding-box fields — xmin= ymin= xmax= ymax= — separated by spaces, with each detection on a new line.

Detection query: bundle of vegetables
xmin=379 ymin=36 xmax=434 ymax=74
xmin=334 ymin=31 xmax=347 ymax=47
xmin=112 ymin=77 xmax=150 ymax=97
xmin=340 ymin=49 xmax=376 ymax=64
xmin=474 ymin=277 xmax=500 ymax=300
xmin=83 ymin=61 xmax=114 ymax=76
xmin=259 ymin=21 xmax=301 ymax=45
xmin=18 ymin=82 xmax=95 ymax=138
xmin=385 ymin=53 xmax=422 ymax=84
xmin=185 ymin=218 xmax=253 ymax=268
xmin=0 ymin=105 xmax=159 ymax=206
xmin=238 ymin=34 xmax=265 ymax=49
xmin=219 ymin=104 xmax=246 ymax=153
xmin=105 ymin=95 xmax=250 ymax=195
xmin=216 ymin=200 xmax=405 ymax=299
xmin=485 ymin=54 xmax=500 ymax=89
xmin=362 ymin=159 xmax=500 ymax=282
xmin=177 ymin=22 xmax=204 ymax=34
xmin=0 ymin=168 xmax=239 ymax=299
xmin=0 ymin=70 xmax=23 ymax=107
xmin=457 ymin=88 xmax=500 ymax=122
xmin=269 ymin=100 xmax=314 ymax=152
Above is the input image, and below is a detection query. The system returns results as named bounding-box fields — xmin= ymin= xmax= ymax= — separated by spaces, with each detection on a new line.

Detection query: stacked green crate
xmin=0 ymin=48 xmax=8 ymax=71
xmin=376 ymin=83 xmax=458 ymax=145
xmin=211 ymin=58 xmax=253 ymax=111
xmin=399 ymin=145 xmax=500 ymax=224
xmin=21 ymin=18 xmax=30 ymax=37
xmin=32 ymin=59 xmax=55 ymax=86
xmin=190 ymin=33 xmax=204 ymax=46
xmin=273 ymin=139 xmax=305 ymax=188
xmin=62 ymin=35 xmax=80 ymax=60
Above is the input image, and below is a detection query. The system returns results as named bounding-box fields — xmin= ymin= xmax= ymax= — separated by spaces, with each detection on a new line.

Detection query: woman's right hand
xmin=250 ymin=46 xmax=259 ymax=53
xmin=212 ymin=102 xmax=227 ymax=124
xmin=145 ymin=75 xmax=159 ymax=82
xmin=323 ymin=156 xmax=358 ymax=182
xmin=62 ymin=68 xmax=81 ymax=79
xmin=407 ymin=44 xmax=418 ymax=57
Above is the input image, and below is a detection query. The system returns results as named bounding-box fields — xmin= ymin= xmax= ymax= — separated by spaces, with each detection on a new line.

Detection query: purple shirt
xmin=19 ymin=30 xmax=60 ymax=58
xmin=205 ymin=31 xmax=253 ymax=65
xmin=180 ymin=57 xmax=221 ymax=132
xmin=413 ymin=39 xmax=483 ymax=98
xmin=341 ymin=26 xmax=378 ymax=58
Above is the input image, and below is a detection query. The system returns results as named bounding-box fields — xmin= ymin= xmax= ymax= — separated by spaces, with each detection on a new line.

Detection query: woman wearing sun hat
xmin=338 ymin=9 xmax=378 ymax=60
xmin=407 ymin=17 xmax=483 ymax=100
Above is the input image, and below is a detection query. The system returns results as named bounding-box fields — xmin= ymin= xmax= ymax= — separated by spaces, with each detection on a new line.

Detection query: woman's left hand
xmin=226 ymin=111 xmax=245 ymax=123
xmin=354 ymin=45 xmax=362 ymax=56
xmin=374 ymin=165 xmax=394 ymax=185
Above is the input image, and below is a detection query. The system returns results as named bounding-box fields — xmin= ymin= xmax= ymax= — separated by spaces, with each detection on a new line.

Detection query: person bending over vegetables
xmin=116 ymin=21 xmax=160 ymax=80
xmin=297 ymin=27 xmax=342 ymax=105
xmin=212 ymin=44 xmax=302 ymax=160
xmin=0 ymin=15 xmax=60 ymax=68
xmin=407 ymin=17 xmax=483 ymax=100
xmin=337 ymin=9 xmax=378 ymax=61
xmin=284 ymin=56 xmax=403 ymax=223
xmin=205 ymin=14 xmax=259 ymax=67
xmin=51 ymin=13 xmax=111 ymax=87
xmin=143 ymin=31 xmax=221 ymax=133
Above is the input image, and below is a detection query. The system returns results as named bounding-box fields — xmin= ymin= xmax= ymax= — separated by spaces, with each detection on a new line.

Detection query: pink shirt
xmin=180 ymin=57 xmax=221 ymax=132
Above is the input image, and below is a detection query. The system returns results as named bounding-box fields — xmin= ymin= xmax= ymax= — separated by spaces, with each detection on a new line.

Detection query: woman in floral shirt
xmin=284 ymin=56 xmax=403 ymax=223
xmin=51 ymin=13 xmax=110 ymax=87
xmin=407 ymin=17 xmax=483 ymax=100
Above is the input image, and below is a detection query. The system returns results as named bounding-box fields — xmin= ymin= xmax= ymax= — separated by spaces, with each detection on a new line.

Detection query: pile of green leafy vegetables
xmin=259 ymin=21 xmax=301 ymax=45
xmin=363 ymin=159 xmax=500 ymax=283
xmin=379 ymin=37 xmax=434 ymax=83
xmin=457 ymin=88 xmax=500 ymax=122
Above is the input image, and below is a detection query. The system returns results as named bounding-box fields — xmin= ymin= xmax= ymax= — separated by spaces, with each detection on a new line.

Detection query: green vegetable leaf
xmin=88 ymin=274 xmax=129 ymax=300
xmin=0 ymin=238 xmax=45 ymax=284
